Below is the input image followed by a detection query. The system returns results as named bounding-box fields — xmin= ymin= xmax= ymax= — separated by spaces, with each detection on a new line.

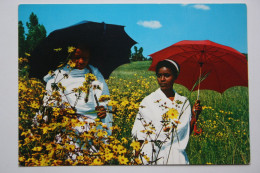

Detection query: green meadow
xmin=18 ymin=60 xmax=249 ymax=165
xmin=109 ymin=60 xmax=250 ymax=165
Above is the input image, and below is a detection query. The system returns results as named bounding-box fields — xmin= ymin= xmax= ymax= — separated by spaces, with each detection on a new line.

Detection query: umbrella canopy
xmin=29 ymin=21 xmax=137 ymax=79
xmin=149 ymin=40 xmax=248 ymax=93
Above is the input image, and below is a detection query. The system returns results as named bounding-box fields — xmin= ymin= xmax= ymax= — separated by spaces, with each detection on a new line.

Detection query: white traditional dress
xmin=132 ymin=88 xmax=191 ymax=165
xmin=43 ymin=65 xmax=112 ymax=135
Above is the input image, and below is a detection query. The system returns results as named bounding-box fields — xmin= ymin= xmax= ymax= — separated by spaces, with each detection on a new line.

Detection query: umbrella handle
xmin=193 ymin=99 xmax=202 ymax=135
xmin=194 ymin=118 xmax=202 ymax=135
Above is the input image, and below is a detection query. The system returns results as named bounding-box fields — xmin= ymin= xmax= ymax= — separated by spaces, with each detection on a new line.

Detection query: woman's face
xmin=71 ymin=48 xmax=90 ymax=70
xmin=157 ymin=67 xmax=175 ymax=91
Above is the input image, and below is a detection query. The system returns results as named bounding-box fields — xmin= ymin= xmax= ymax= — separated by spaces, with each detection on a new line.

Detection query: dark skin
xmin=71 ymin=48 xmax=107 ymax=119
xmin=135 ymin=67 xmax=202 ymax=156
xmin=156 ymin=67 xmax=202 ymax=135
xmin=95 ymin=106 xmax=107 ymax=119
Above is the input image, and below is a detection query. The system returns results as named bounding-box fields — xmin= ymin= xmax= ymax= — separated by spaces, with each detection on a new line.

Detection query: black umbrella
xmin=29 ymin=21 xmax=137 ymax=79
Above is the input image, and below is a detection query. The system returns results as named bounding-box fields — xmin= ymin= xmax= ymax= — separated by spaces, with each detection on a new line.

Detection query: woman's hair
xmin=156 ymin=59 xmax=180 ymax=79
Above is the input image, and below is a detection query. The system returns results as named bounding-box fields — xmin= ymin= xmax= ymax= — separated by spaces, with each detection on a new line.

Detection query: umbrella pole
xmin=197 ymin=65 xmax=202 ymax=100
xmin=194 ymin=63 xmax=203 ymax=135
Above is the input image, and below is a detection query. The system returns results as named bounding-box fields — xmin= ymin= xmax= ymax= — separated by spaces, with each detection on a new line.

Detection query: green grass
xmin=109 ymin=60 xmax=250 ymax=165
xmin=20 ymin=59 xmax=249 ymax=165
xmin=110 ymin=61 xmax=155 ymax=78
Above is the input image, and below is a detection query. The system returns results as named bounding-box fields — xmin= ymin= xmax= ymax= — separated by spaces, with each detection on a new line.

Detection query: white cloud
xmin=193 ymin=4 xmax=210 ymax=10
xmin=137 ymin=20 xmax=162 ymax=29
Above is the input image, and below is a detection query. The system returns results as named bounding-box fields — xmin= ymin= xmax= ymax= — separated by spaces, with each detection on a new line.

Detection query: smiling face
xmin=156 ymin=67 xmax=176 ymax=92
xmin=70 ymin=48 xmax=90 ymax=70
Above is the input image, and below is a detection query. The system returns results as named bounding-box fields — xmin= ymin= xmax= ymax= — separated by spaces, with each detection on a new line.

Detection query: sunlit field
xmin=19 ymin=59 xmax=250 ymax=166
xmin=109 ymin=61 xmax=250 ymax=165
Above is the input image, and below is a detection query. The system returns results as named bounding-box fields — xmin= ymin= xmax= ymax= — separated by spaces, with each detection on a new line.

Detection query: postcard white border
xmin=1 ymin=0 xmax=260 ymax=173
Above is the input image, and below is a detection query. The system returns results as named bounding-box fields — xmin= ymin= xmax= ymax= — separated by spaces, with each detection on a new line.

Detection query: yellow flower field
xmin=18 ymin=59 xmax=250 ymax=166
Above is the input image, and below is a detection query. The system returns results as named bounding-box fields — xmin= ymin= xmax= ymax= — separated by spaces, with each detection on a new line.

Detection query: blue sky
xmin=18 ymin=4 xmax=247 ymax=57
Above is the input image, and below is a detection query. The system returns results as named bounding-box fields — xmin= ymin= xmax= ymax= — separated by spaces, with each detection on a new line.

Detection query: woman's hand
xmin=95 ymin=106 xmax=107 ymax=119
xmin=190 ymin=100 xmax=202 ymax=135
xmin=192 ymin=100 xmax=202 ymax=117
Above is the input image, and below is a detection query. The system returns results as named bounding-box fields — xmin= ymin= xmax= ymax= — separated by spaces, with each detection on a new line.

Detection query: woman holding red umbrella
xmin=132 ymin=59 xmax=201 ymax=165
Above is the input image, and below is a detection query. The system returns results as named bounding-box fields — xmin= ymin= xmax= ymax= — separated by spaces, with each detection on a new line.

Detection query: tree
xmin=25 ymin=12 xmax=46 ymax=53
xmin=130 ymin=46 xmax=146 ymax=61
xmin=18 ymin=21 xmax=26 ymax=57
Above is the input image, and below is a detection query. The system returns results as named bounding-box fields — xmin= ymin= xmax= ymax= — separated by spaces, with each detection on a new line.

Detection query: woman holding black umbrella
xmin=43 ymin=45 xmax=113 ymax=135
xmin=132 ymin=59 xmax=201 ymax=165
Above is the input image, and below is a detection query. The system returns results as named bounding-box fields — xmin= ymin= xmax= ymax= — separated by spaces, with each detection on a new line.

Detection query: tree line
xmin=19 ymin=12 xmax=47 ymax=57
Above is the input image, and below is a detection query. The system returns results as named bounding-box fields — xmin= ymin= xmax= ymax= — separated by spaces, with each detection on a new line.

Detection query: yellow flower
xmin=19 ymin=156 xmax=26 ymax=162
xmin=68 ymin=46 xmax=76 ymax=53
xmin=48 ymin=150 xmax=55 ymax=158
xmin=67 ymin=59 xmax=76 ymax=68
xmin=40 ymin=157 xmax=49 ymax=166
xmin=121 ymin=100 xmax=129 ymax=106
xmin=54 ymin=48 xmax=62 ymax=52
xmin=46 ymin=143 xmax=53 ymax=151
xmin=18 ymin=82 xmax=27 ymax=91
xmin=30 ymin=101 xmax=40 ymax=109
xmin=21 ymin=129 xmax=31 ymax=137
xmin=135 ymin=158 xmax=142 ymax=164
xmin=32 ymin=147 xmax=42 ymax=151
xmin=72 ymin=88 xmax=78 ymax=93
xmin=108 ymin=100 xmax=118 ymax=106
xmin=25 ymin=52 xmax=31 ymax=56
xmin=97 ymin=130 xmax=108 ymax=138
xmin=81 ymin=132 xmax=93 ymax=140
xmin=143 ymin=155 xmax=150 ymax=162
xmin=121 ymin=137 xmax=128 ymax=144
xmin=91 ymin=158 xmax=103 ymax=165
xmin=65 ymin=159 xmax=73 ymax=165
xmin=130 ymin=141 xmax=140 ymax=151
xmin=117 ymin=155 xmax=129 ymax=165
xmin=113 ymin=145 xmax=119 ymax=153
xmin=57 ymin=82 xmax=66 ymax=92
xmin=77 ymin=155 xmax=84 ymax=161
xmin=65 ymin=143 xmax=75 ymax=151
xmin=105 ymin=153 xmax=114 ymax=161
xmin=104 ymin=147 xmax=111 ymax=154
xmin=166 ymin=108 xmax=179 ymax=120
xmin=66 ymin=108 xmax=75 ymax=114
xmin=85 ymin=73 xmax=97 ymax=81
xmin=75 ymin=121 xmax=86 ymax=127
xmin=57 ymin=63 xmax=64 ymax=68
xmin=71 ymin=119 xmax=79 ymax=127
xmin=42 ymin=126 xmax=49 ymax=134
xmin=52 ymin=160 xmax=63 ymax=166
xmin=18 ymin=57 xmax=28 ymax=63
xmin=56 ymin=144 xmax=63 ymax=150
xmin=99 ymin=95 xmax=110 ymax=102
xmin=117 ymin=145 xmax=127 ymax=155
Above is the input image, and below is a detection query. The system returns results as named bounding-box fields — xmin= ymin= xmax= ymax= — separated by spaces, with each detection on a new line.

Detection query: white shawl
xmin=44 ymin=65 xmax=112 ymax=135
xmin=132 ymin=88 xmax=191 ymax=164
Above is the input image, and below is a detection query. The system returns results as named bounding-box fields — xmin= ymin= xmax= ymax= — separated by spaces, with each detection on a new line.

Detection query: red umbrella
xmin=149 ymin=40 xmax=248 ymax=95
xmin=149 ymin=40 xmax=248 ymax=135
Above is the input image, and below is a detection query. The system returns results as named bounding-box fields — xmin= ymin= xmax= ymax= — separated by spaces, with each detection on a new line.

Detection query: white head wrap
xmin=164 ymin=59 xmax=179 ymax=73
